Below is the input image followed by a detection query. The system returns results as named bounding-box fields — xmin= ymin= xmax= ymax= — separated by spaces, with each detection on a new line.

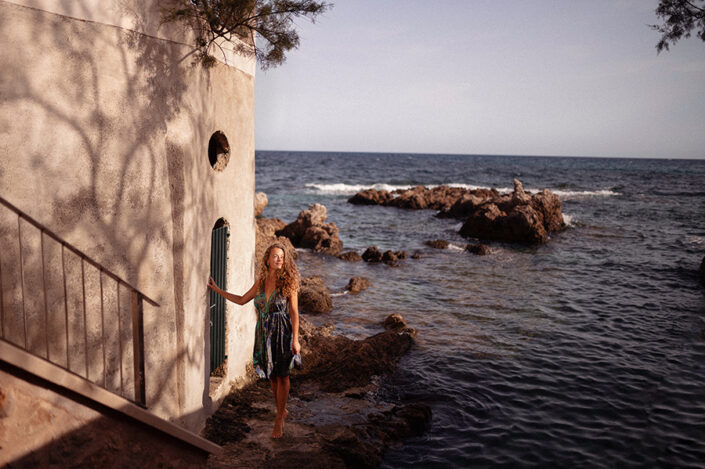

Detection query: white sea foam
xmin=447 ymin=243 xmax=465 ymax=251
xmin=331 ymin=291 xmax=349 ymax=297
xmin=684 ymin=235 xmax=705 ymax=246
xmin=305 ymin=182 xmax=620 ymax=199
xmin=562 ymin=213 xmax=575 ymax=227
xmin=550 ymin=189 xmax=621 ymax=199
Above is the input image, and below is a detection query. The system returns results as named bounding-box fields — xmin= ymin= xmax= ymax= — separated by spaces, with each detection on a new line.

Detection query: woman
xmin=207 ymin=242 xmax=301 ymax=439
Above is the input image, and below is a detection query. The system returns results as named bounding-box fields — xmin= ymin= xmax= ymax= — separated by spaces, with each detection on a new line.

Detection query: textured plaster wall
xmin=0 ymin=0 xmax=255 ymax=435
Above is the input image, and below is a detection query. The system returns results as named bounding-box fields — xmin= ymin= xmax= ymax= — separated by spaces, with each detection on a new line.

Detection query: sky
xmin=254 ymin=0 xmax=705 ymax=159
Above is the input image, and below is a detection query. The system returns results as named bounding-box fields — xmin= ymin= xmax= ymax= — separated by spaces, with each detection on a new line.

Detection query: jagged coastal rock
xmin=349 ymin=179 xmax=564 ymax=245
xmin=299 ymin=276 xmax=333 ymax=314
xmin=255 ymin=217 xmax=296 ymax=265
xmin=349 ymin=185 xmax=497 ymax=211
xmin=459 ymin=179 xmax=563 ymax=244
xmin=277 ymin=203 xmax=344 ymax=256
xmin=254 ymin=191 xmax=268 ymax=217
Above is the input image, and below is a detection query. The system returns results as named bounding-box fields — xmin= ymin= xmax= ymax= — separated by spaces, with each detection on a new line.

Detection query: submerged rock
xmin=425 ymin=239 xmax=449 ymax=249
xmin=299 ymin=276 xmax=333 ymax=314
xmin=466 ymin=243 xmax=491 ymax=255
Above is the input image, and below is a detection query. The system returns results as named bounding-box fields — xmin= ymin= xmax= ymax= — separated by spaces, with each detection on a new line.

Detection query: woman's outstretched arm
xmin=289 ymin=290 xmax=301 ymax=354
xmin=208 ymin=276 xmax=259 ymax=306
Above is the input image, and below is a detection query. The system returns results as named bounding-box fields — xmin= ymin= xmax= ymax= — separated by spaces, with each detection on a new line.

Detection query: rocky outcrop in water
xmin=299 ymin=276 xmax=332 ymax=314
xmin=459 ymin=179 xmax=563 ymax=244
xmin=338 ymin=251 xmax=362 ymax=262
xmin=349 ymin=180 xmax=564 ymax=245
xmin=349 ymin=185 xmax=497 ymax=211
xmin=205 ymin=314 xmax=429 ymax=468
xmin=362 ymin=247 xmax=406 ymax=266
xmin=425 ymin=240 xmax=449 ymax=249
xmin=277 ymin=203 xmax=344 ymax=256
xmin=346 ymin=277 xmax=371 ymax=293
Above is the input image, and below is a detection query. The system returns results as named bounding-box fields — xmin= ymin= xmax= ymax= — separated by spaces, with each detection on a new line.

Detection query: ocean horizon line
xmin=254 ymin=148 xmax=705 ymax=161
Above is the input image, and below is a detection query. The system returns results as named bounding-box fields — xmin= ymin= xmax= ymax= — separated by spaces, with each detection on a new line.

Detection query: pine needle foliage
xmin=651 ymin=0 xmax=705 ymax=52
xmin=162 ymin=0 xmax=331 ymax=69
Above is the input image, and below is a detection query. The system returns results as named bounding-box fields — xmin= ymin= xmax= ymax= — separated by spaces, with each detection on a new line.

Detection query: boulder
xmin=362 ymin=246 xmax=383 ymax=263
xmin=299 ymin=276 xmax=332 ymax=314
xmin=277 ymin=203 xmax=344 ymax=256
xmin=461 ymin=203 xmax=548 ymax=244
xmin=425 ymin=240 xmax=449 ymax=249
xmin=345 ymin=277 xmax=371 ymax=294
xmin=383 ymin=313 xmax=407 ymax=331
xmin=531 ymin=189 xmax=565 ymax=233
xmin=466 ymin=243 xmax=490 ymax=255
xmin=411 ymin=252 xmax=421 ymax=260
xmin=255 ymin=217 xmax=296 ymax=265
xmin=395 ymin=250 xmax=408 ymax=260
xmin=300 ymin=223 xmax=344 ymax=256
xmin=338 ymin=251 xmax=362 ymax=262
xmin=382 ymin=250 xmax=398 ymax=265
xmin=254 ymin=192 xmax=268 ymax=217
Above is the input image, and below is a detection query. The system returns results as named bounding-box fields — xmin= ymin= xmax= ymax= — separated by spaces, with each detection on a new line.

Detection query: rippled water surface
xmin=256 ymin=151 xmax=705 ymax=467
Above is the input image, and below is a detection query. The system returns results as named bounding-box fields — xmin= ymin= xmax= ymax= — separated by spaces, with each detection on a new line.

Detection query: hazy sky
xmin=254 ymin=1 xmax=705 ymax=159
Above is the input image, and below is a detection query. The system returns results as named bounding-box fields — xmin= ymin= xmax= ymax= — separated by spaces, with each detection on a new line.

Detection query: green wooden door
xmin=209 ymin=225 xmax=228 ymax=373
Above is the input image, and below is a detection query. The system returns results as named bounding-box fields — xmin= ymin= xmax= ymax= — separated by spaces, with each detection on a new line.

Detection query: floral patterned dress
xmin=253 ymin=288 xmax=295 ymax=379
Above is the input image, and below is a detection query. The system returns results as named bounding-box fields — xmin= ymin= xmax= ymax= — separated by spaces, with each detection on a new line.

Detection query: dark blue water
xmin=256 ymin=151 xmax=705 ymax=468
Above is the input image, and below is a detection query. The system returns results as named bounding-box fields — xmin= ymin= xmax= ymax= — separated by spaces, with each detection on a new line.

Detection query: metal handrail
xmin=0 ymin=195 xmax=158 ymax=406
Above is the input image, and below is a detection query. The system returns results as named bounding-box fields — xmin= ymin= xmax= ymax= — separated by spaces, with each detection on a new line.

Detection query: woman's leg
xmin=270 ymin=378 xmax=278 ymax=405
xmin=271 ymin=376 xmax=290 ymax=438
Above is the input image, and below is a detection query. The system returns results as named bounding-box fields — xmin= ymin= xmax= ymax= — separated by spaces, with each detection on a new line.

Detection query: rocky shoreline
xmin=205 ymin=197 xmax=431 ymax=467
xmin=205 ymin=314 xmax=429 ymax=468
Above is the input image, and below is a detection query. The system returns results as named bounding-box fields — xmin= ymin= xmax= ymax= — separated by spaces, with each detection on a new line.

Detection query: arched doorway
xmin=209 ymin=218 xmax=229 ymax=375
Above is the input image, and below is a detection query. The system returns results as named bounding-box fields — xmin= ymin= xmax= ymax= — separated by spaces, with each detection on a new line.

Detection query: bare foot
xmin=271 ymin=416 xmax=284 ymax=439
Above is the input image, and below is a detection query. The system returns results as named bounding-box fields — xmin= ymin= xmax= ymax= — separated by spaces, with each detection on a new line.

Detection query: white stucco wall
xmin=0 ymin=0 xmax=256 ymax=434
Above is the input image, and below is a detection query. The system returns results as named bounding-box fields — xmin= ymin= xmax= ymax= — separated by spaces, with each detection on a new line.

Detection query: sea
xmin=255 ymin=151 xmax=705 ymax=468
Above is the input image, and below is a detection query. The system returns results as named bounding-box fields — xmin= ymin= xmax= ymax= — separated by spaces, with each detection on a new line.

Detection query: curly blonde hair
xmin=257 ymin=242 xmax=300 ymax=298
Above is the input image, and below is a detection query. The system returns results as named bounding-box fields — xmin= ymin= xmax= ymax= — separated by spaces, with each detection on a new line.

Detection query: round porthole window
xmin=208 ymin=131 xmax=230 ymax=171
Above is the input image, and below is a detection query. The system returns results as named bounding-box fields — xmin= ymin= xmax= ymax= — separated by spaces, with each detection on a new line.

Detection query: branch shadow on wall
xmin=0 ymin=0 xmax=226 ymax=430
